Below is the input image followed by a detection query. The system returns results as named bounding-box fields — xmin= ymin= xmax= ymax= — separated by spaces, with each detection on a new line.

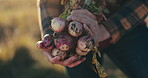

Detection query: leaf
xmin=84 ymin=0 xmax=92 ymax=5
xmin=70 ymin=0 xmax=76 ymax=6
xmin=92 ymin=46 xmax=108 ymax=78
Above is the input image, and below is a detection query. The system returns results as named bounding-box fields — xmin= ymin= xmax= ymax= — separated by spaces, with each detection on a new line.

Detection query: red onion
xmin=54 ymin=34 xmax=73 ymax=51
xmin=78 ymin=36 xmax=94 ymax=52
xmin=76 ymin=47 xmax=89 ymax=56
xmin=51 ymin=48 xmax=67 ymax=60
xmin=69 ymin=51 xmax=81 ymax=60
xmin=51 ymin=17 xmax=66 ymax=32
xmin=42 ymin=34 xmax=54 ymax=51
xmin=68 ymin=21 xmax=83 ymax=37
xmin=36 ymin=41 xmax=44 ymax=49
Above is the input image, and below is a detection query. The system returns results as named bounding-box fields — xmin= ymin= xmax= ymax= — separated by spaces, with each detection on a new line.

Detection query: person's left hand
xmin=67 ymin=9 xmax=110 ymax=46
xmin=36 ymin=39 xmax=86 ymax=68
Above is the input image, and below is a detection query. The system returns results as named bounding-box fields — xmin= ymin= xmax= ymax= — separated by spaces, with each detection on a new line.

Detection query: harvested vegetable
xmin=68 ymin=21 xmax=83 ymax=37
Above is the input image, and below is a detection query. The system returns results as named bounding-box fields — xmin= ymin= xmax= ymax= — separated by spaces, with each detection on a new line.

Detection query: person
xmin=37 ymin=0 xmax=148 ymax=78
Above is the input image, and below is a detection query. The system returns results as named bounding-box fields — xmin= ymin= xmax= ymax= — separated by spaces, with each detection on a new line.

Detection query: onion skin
xmin=51 ymin=17 xmax=66 ymax=33
xmin=78 ymin=36 xmax=94 ymax=52
xmin=51 ymin=48 xmax=67 ymax=60
xmin=76 ymin=47 xmax=89 ymax=56
xmin=54 ymin=34 xmax=73 ymax=51
xmin=42 ymin=34 xmax=54 ymax=51
xmin=68 ymin=21 xmax=83 ymax=37
xmin=36 ymin=41 xmax=44 ymax=49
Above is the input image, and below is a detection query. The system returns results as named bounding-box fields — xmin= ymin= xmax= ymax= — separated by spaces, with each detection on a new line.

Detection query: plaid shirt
xmin=38 ymin=0 xmax=148 ymax=44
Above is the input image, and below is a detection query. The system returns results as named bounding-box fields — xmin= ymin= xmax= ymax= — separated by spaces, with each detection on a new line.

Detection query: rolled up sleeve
xmin=37 ymin=0 xmax=63 ymax=38
xmin=103 ymin=0 xmax=148 ymax=43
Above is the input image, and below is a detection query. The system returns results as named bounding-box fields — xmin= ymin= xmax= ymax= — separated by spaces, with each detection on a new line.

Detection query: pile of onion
xmin=36 ymin=17 xmax=94 ymax=61
xmin=36 ymin=0 xmax=107 ymax=77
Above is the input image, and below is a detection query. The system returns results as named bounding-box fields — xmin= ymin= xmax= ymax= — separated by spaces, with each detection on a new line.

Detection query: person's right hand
xmin=36 ymin=34 xmax=86 ymax=68
xmin=67 ymin=9 xmax=110 ymax=47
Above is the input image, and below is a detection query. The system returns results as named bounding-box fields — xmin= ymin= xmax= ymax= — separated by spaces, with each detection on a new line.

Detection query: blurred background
xmin=0 ymin=0 xmax=130 ymax=78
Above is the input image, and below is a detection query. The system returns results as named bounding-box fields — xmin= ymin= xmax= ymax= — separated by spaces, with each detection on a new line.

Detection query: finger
xmin=49 ymin=56 xmax=62 ymax=64
xmin=67 ymin=14 xmax=97 ymax=31
xmin=41 ymin=48 xmax=51 ymax=53
xmin=71 ymin=9 xmax=96 ymax=20
xmin=36 ymin=41 xmax=44 ymax=49
xmin=83 ymin=25 xmax=99 ymax=47
xmin=43 ymin=51 xmax=52 ymax=59
xmin=83 ymin=24 xmax=94 ymax=36
xmin=77 ymin=14 xmax=98 ymax=31
xmin=94 ymin=41 xmax=99 ymax=47
xmin=62 ymin=56 xmax=78 ymax=66
xmin=43 ymin=51 xmax=62 ymax=64
xmin=68 ymin=57 xmax=86 ymax=68
xmin=67 ymin=15 xmax=91 ymax=25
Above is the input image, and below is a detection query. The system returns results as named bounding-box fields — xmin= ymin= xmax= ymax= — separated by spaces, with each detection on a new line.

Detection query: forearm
xmin=38 ymin=0 xmax=63 ymax=39
xmin=103 ymin=0 xmax=148 ymax=43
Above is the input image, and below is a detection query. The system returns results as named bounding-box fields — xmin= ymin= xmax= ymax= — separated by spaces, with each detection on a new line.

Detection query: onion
xmin=68 ymin=21 xmax=83 ymax=37
xmin=36 ymin=41 xmax=44 ymax=49
xmin=51 ymin=48 xmax=67 ymax=60
xmin=76 ymin=47 xmax=89 ymax=56
xmin=78 ymin=36 xmax=94 ymax=52
xmin=54 ymin=34 xmax=73 ymax=51
xmin=51 ymin=17 xmax=66 ymax=32
xmin=69 ymin=51 xmax=81 ymax=60
xmin=42 ymin=34 xmax=54 ymax=51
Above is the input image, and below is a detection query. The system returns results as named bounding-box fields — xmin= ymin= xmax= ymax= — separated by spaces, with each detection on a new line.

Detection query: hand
xmin=42 ymin=50 xmax=86 ymax=68
xmin=36 ymin=40 xmax=86 ymax=68
xmin=67 ymin=9 xmax=110 ymax=46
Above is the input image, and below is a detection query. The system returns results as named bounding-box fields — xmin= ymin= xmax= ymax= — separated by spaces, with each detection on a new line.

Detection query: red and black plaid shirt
xmin=38 ymin=0 xmax=148 ymax=45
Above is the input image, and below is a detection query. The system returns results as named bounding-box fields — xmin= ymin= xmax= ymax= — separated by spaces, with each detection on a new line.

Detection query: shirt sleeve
xmin=37 ymin=0 xmax=64 ymax=39
xmin=102 ymin=0 xmax=148 ymax=43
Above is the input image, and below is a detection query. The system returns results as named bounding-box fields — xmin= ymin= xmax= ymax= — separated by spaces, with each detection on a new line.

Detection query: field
xmin=0 ymin=0 xmax=131 ymax=78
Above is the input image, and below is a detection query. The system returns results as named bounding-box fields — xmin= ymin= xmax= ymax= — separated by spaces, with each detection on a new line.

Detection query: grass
xmin=0 ymin=0 xmax=128 ymax=78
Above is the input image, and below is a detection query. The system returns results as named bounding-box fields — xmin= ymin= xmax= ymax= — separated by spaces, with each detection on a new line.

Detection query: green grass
xmin=0 ymin=0 xmax=128 ymax=78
